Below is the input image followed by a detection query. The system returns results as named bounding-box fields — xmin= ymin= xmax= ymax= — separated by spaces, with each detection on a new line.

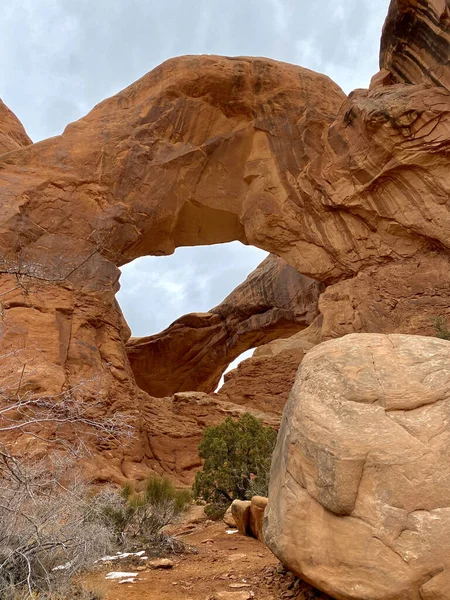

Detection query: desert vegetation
xmin=0 ymin=455 xmax=112 ymax=600
xmin=0 ymin=457 xmax=192 ymax=599
xmin=433 ymin=316 xmax=450 ymax=340
xmin=94 ymin=476 xmax=192 ymax=553
xmin=0 ymin=366 xmax=193 ymax=599
xmin=193 ymin=413 xmax=277 ymax=517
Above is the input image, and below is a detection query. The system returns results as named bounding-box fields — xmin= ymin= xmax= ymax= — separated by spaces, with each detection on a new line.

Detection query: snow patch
xmin=105 ymin=571 xmax=139 ymax=580
xmin=96 ymin=550 xmax=146 ymax=562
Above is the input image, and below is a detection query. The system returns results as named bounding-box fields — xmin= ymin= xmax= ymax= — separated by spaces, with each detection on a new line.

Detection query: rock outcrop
xmin=0 ymin=54 xmax=347 ymax=409
xmin=218 ymin=253 xmax=450 ymax=411
xmin=217 ymin=339 xmax=312 ymax=415
xmin=0 ymin=98 xmax=32 ymax=154
xmin=231 ymin=496 xmax=267 ymax=542
xmin=264 ymin=334 xmax=450 ymax=600
xmin=2 ymin=3 xmax=449 ymax=404
xmin=126 ymin=254 xmax=322 ymax=397
xmin=0 ymin=0 xmax=449 ymax=487
xmin=380 ymin=0 xmax=449 ymax=90
xmin=83 ymin=391 xmax=280 ymax=486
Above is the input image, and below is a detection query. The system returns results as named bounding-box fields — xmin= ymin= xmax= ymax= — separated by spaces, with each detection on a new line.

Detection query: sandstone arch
xmin=0 ymin=0 xmax=449 ymax=482
xmin=126 ymin=254 xmax=323 ymax=397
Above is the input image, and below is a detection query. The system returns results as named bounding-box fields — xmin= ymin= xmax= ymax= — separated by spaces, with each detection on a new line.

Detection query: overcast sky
xmin=1 ymin=0 xmax=390 ymax=353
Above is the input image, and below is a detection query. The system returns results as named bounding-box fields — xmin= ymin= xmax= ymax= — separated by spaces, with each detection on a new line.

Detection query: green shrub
xmin=432 ymin=316 xmax=450 ymax=340
xmin=193 ymin=413 xmax=277 ymax=514
xmin=96 ymin=475 xmax=191 ymax=543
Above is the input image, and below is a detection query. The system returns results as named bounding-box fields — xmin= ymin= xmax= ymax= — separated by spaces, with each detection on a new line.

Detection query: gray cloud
xmin=1 ymin=0 xmax=391 ymax=347
xmin=117 ymin=242 xmax=267 ymax=336
xmin=1 ymin=0 xmax=390 ymax=141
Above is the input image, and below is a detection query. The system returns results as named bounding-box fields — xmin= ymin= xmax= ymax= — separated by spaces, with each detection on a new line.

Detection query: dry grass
xmin=0 ymin=455 xmax=113 ymax=600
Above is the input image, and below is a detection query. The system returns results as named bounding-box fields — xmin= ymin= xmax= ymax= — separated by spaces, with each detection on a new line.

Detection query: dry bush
xmin=0 ymin=356 xmax=134 ymax=599
xmin=93 ymin=476 xmax=191 ymax=552
xmin=0 ymin=455 xmax=113 ymax=600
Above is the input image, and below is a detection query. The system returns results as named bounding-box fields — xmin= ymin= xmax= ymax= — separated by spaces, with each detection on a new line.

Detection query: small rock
xmin=148 ymin=558 xmax=174 ymax=569
xmin=136 ymin=566 xmax=147 ymax=572
xmin=202 ymin=538 xmax=215 ymax=544
xmin=185 ymin=504 xmax=207 ymax=524
xmin=223 ymin=505 xmax=237 ymax=528
xmin=229 ymin=583 xmax=251 ymax=588
xmin=211 ymin=592 xmax=254 ymax=600
xmin=228 ymin=553 xmax=247 ymax=562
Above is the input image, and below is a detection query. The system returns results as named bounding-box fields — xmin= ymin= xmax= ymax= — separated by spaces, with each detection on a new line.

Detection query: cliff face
xmin=380 ymin=0 xmax=449 ymax=89
xmin=0 ymin=99 xmax=32 ymax=154
xmin=0 ymin=0 xmax=449 ymax=483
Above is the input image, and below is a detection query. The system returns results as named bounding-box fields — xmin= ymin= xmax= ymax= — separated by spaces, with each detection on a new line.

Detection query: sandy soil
xmin=82 ymin=521 xmax=282 ymax=600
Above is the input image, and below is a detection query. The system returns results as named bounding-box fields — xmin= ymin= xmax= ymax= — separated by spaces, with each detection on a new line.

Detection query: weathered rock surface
xmin=2 ymin=1 xmax=450 ymax=405
xmin=83 ymin=391 xmax=280 ymax=486
xmin=264 ymin=334 xmax=450 ymax=600
xmin=231 ymin=497 xmax=267 ymax=542
xmin=0 ymin=54 xmax=345 ymax=409
xmin=126 ymin=254 xmax=322 ymax=397
xmin=0 ymin=0 xmax=449 ymax=489
xmin=217 ymin=345 xmax=307 ymax=415
xmin=0 ymin=98 xmax=32 ymax=154
xmin=319 ymin=254 xmax=450 ymax=340
xmin=220 ymin=250 xmax=450 ymax=414
xmin=223 ymin=506 xmax=237 ymax=528
xmin=217 ymin=317 xmax=322 ymax=414
xmin=231 ymin=500 xmax=252 ymax=537
xmin=380 ymin=0 xmax=450 ymax=90
xmin=248 ymin=496 xmax=268 ymax=542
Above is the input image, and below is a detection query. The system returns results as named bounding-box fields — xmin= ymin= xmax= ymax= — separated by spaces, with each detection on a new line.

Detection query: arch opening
xmin=117 ymin=243 xmax=323 ymax=398
xmin=117 ymin=242 xmax=267 ymax=337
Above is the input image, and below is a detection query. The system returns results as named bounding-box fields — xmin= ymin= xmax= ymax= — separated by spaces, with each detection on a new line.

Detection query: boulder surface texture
xmin=264 ymin=333 xmax=450 ymax=600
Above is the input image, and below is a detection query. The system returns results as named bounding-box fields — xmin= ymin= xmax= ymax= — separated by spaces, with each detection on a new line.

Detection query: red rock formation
xmin=0 ymin=0 xmax=449 ymax=486
xmin=215 ymin=316 xmax=322 ymax=415
xmin=0 ymin=99 xmax=32 ymax=154
xmin=83 ymin=391 xmax=280 ymax=486
xmin=217 ymin=253 xmax=450 ymax=412
xmin=126 ymin=255 xmax=323 ymax=397
xmin=380 ymin=0 xmax=449 ymax=90
xmin=0 ymin=56 xmax=346 ymax=410
xmin=217 ymin=346 xmax=307 ymax=415
xmin=232 ymin=496 xmax=268 ymax=542
xmin=1 ymin=44 xmax=449 ymax=403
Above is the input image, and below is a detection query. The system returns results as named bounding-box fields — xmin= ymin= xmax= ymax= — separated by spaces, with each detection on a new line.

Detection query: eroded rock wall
xmin=380 ymin=0 xmax=450 ymax=90
xmin=0 ymin=99 xmax=32 ymax=154
xmin=0 ymin=0 xmax=449 ymax=487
